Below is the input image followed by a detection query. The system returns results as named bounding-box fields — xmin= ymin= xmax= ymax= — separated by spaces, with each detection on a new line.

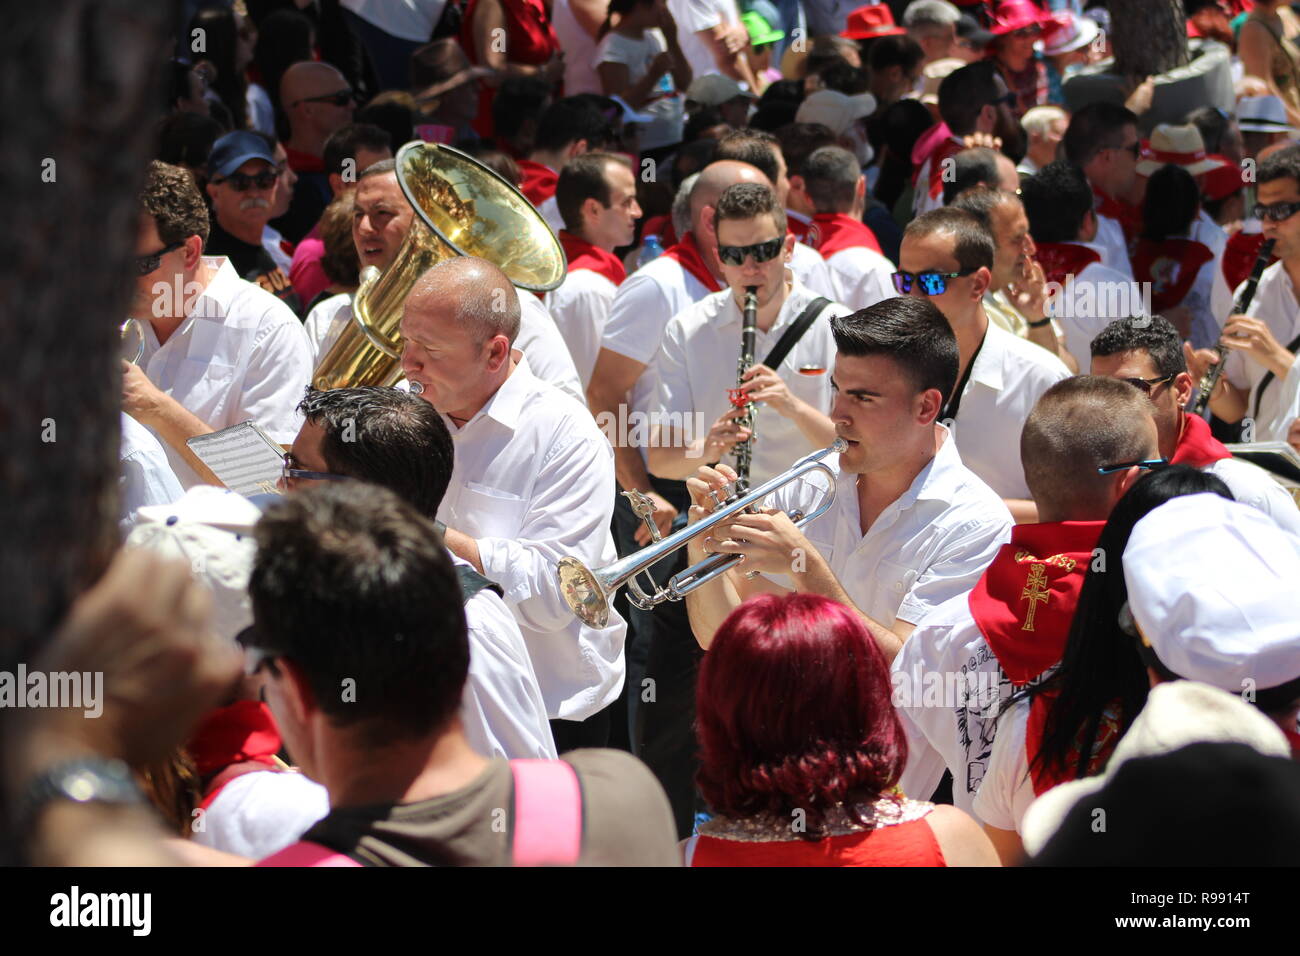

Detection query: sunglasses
xmin=890 ymin=268 xmax=976 ymax=296
xmin=717 ymin=236 xmax=784 ymax=267
xmin=1254 ymin=200 xmax=1300 ymax=223
xmin=213 ymin=169 xmax=280 ymax=192
xmin=282 ymin=452 xmax=351 ymax=484
xmin=134 ymin=241 xmax=183 ymax=275
xmin=294 ymin=89 xmax=355 ymax=108
xmin=1097 ymin=457 xmax=1169 ymax=476
xmin=1121 ymin=372 xmax=1175 ymax=396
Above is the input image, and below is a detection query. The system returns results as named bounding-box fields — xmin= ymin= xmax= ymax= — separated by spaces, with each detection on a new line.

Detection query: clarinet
xmin=1191 ymin=238 xmax=1275 ymax=415
xmin=732 ymin=286 xmax=760 ymax=492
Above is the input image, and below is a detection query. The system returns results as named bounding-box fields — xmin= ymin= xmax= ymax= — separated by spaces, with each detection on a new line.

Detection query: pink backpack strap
xmin=510 ymin=759 xmax=583 ymax=866
xmin=256 ymin=840 xmax=363 ymax=867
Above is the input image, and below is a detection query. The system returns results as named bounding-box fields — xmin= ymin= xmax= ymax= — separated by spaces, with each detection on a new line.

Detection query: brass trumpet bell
xmin=312 ymin=141 xmax=567 ymax=390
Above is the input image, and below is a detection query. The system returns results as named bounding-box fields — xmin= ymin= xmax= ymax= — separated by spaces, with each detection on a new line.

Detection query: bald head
xmin=281 ymin=62 xmax=354 ymax=143
xmin=407 ymin=257 xmax=520 ymax=346
xmin=282 ymin=62 xmax=348 ymax=107
xmin=690 ymin=160 xmax=772 ymax=224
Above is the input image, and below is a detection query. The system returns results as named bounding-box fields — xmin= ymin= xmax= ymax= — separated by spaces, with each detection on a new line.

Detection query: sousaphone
xmin=312 ymin=141 xmax=567 ymax=390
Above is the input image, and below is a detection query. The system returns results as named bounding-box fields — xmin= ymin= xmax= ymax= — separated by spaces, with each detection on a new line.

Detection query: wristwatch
xmin=15 ymin=757 xmax=144 ymax=833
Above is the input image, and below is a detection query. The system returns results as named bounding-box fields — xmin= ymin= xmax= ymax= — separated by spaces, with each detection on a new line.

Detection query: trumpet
xmin=557 ymin=439 xmax=846 ymax=628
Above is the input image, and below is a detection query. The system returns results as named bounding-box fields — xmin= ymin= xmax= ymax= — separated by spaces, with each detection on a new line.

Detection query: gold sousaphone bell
xmin=312 ymin=141 xmax=567 ymax=390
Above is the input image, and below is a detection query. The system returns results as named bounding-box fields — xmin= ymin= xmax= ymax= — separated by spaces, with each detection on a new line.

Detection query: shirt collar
xmin=714 ymin=271 xmax=802 ymax=329
xmin=786 ymin=208 xmax=811 ymax=225
xmin=911 ymin=424 xmax=968 ymax=503
xmin=967 ymin=318 xmax=1008 ymax=393
xmin=189 ymin=257 xmax=242 ymax=317
xmin=450 ymin=351 xmax=536 ymax=434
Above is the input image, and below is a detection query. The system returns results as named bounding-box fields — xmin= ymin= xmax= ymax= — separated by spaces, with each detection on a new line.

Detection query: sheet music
xmin=186 ymin=422 xmax=284 ymax=497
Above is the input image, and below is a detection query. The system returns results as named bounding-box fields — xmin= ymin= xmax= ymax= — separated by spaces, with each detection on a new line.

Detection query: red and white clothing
xmin=911 ymin=123 xmax=964 ymax=218
xmin=790 ymin=240 xmax=837 ymax=299
xmin=893 ymin=520 xmax=1104 ymax=816
xmin=516 ymin=159 xmax=566 ymax=234
xmin=1212 ymin=221 xmax=1270 ymax=323
xmin=547 ymin=231 xmax=628 ymax=387
xmin=1129 ymin=237 xmax=1217 ymax=349
xmin=807 ymin=212 xmax=894 ymax=310
xmin=1038 ymin=240 xmax=1148 ymax=366
xmin=464 ymin=0 xmax=560 ymax=140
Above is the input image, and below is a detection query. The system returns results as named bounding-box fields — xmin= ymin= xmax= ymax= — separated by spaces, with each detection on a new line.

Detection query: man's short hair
xmin=1020 ymin=160 xmax=1092 ymax=243
xmin=903 ymin=0 xmax=961 ymax=28
xmin=1062 ymin=101 xmax=1138 ymax=167
xmin=673 ymin=172 xmax=699 ymax=238
xmin=1184 ymin=105 xmax=1232 ymax=156
xmin=1020 ymin=376 xmax=1155 ymax=513
xmin=1257 ymin=143 xmax=1300 ymax=189
xmin=249 ymin=482 xmax=469 ymax=745
xmin=868 ymin=34 xmax=925 ymax=76
xmin=323 ymin=123 xmax=393 ymax=179
xmin=904 ymin=207 xmax=995 ymax=271
xmin=493 ymin=76 xmax=552 ymax=152
xmin=556 ymin=152 xmax=631 ymax=233
xmin=1090 ymin=315 xmax=1188 ymax=379
xmin=714 ymin=129 xmax=783 ymax=187
xmin=712 ymin=181 xmax=787 ymax=235
xmin=142 ymin=159 xmax=210 ymax=246
xmin=296 ymin=386 xmax=454 ymax=520
xmin=1021 ymin=104 xmax=1068 ymax=140
xmin=805 ymin=37 xmax=860 ymax=78
xmin=942 ymin=147 xmax=1005 ymax=205
xmin=949 ymin=184 xmax=1017 ymax=232
xmin=938 ymin=60 xmax=1001 ymax=137
xmin=356 ymin=157 xmax=397 ymax=183
xmin=831 ymin=297 xmax=959 ymax=399
xmin=534 ymin=98 xmax=615 ymax=154
xmin=803 ymin=146 xmax=861 ymax=213
xmin=774 ymin=122 xmax=837 ymax=178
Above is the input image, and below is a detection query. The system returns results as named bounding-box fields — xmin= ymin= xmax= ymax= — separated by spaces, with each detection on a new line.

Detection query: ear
xmin=969 ymin=265 xmax=992 ymax=299
xmin=581 ymin=195 xmax=603 ymax=229
xmin=570 ymin=138 xmax=590 ymax=159
xmin=917 ymin=386 xmax=944 ymax=426
xmin=183 ymin=234 xmax=205 ymax=271
xmin=854 ymin=175 xmax=866 ymax=200
xmin=274 ymin=656 xmax=318 ymax=728
xmin=328 ymin=172 xmax=345 ymax=196
xmin=1173 ymin=371 xmax=1194 ymax=408
xmin=205 ymin=180 xmax=218 ymax=203
xmin=485 ymin=333 xmax=513 ymax=373
xmin=782 ymin=231 xmax=796 ymax=261
xmin=699 ymin=204 xmax=718 ymax=239
xmin=1112 ymin=464 xmax=1146 ymax=502
xmin=979 ymin=103 xmax=996 ymax=131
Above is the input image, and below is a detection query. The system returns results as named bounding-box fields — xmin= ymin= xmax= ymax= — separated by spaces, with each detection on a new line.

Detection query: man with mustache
xmin=204 ymin=131 xmax=303 ymax=316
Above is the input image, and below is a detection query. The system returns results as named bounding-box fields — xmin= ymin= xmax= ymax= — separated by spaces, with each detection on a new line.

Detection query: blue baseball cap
xmin=207 ymin=130 xmax=277 ymax=179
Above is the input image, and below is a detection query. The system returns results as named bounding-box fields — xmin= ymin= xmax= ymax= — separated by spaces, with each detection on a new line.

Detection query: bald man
xmin=400 ymin=257 xmax=626 ymax=750
xmin=275 ymin=62 xmax=357 ymax=243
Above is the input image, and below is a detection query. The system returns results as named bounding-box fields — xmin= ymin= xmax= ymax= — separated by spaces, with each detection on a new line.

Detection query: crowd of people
xmin=13 ymin=0 xmax=1300 ymax=868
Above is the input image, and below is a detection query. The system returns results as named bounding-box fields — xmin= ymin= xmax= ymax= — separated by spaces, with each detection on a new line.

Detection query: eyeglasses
xmin=1254 ymin=200 xmax=1300 ymax=223
xmin=293 ymin=89 xmax=354 ymax=108
xmin=717 ymin=236 xmax=784 ymax=267
xmin=212 ymin=168 xmax=280 ymax=192
xmin=134 ymin=241 xmax=183 ymax=275
xmin=236 ymin=626 xmax=280 ymax=677
xmin=1096 ymin=457 xmax=1169 ymax=476
xmin=890 ymin=268 xmax=976 ymax=296
xmin=282 ymin=452 xmax=351 ymax=484
xmin=1120 ymin=372 xmax=1176 ymax=396
xmin=992 ymin=91 xmax=1017 ymax=108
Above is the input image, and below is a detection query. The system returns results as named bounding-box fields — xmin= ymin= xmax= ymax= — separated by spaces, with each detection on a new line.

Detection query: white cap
xmin=1020 ymin=680 xmax=1290 ymax=855
xmin=1122 ymin=493 xmax=1300 ymax=694
xmin=795 ymin=89 xmax=877 ymax=137
xmin=1237 ymin=95 xmax=1297 ymax=134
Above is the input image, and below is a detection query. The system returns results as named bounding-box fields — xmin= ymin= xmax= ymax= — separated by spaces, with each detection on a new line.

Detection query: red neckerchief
xmin=1025 ymin=690 xmax=1124 ymax=795
xmin=1033 ymin=241 xmax=1102 ymax=287
xmin=661 ymin=231 xmax=723 ymax=292
xmin=1130 ymin=238 xmax=1215 ymax=312
xmin=188 ymin=700 xmax=282 ymax=781
xmin=969 ymin=521 xmax=1106 ymax=687
xmin=810 ymin=212 xmax=882 ymax=256
xmin=559 ymin=230 xmax=626 ymax=286
xmin=1094 ymin=188 xmax=1141 ymax=243
xmin=1286 ymin=727 xmax=1300 ymax=761
xmin=1170 ymin=411 xmax=1232 ymax=467
xmin=1222 ymin=229 xmax=1271 ymax=293
xmin=284 ymin=145 xmax=325 ymax=175
xmin=517 ymin=158 xmax=558 ymax=206
xmin=787 ymin=214 xmax=813 ymax=244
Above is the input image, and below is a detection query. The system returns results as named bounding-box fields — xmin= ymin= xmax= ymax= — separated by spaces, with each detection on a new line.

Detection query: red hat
xmin=841 ymin=4 xmax=907 ymax=39
xmin=990 ymin=0 xmax=1057 ymax=37
xmin=1200 ymin=154 xmax=1247 ymax=202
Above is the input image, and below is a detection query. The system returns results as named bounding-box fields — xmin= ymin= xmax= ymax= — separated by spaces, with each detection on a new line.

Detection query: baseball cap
xmin=207 ymin=130 xmax=278 ymax=179
xmin=795 ymin=89 xmax=877 ymax=137
xmin=686 ymin=74 xmax=755 ymax=107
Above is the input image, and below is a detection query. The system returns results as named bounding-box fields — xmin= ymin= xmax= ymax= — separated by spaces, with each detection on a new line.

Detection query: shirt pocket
xmin=455 ymin=483 xmax=529 ymax=539
xmin=875 ymin=557 xmax=919 ymax=618
xmin=170 ymin=359 xmax=236 ymax=421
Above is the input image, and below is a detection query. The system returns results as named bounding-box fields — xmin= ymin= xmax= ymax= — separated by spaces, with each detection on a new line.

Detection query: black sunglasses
xmin=282 ymin=452 xmax=351 ymax=484
xmin=294 ymin=89 xmax=354 ymax=108
xmin=891 ymin=268 xmax=976 ymax=296
xmin=134 ymin=241 xmax=183 ymax=275
xmin=213 ymin=168 xmax=280 ymax=192
xmin=1097 ymin=457 xmax=1169 ymax=476
xmin=1254 ymin=200 xmax=1300 ymax=223
xmin=1121 ymin=372 xmax=1176 ymax=396
xmin=718 ymin=236 xmax=784 ymax=267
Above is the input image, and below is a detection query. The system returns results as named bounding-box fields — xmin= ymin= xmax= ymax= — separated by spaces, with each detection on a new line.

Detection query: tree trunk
xmin=1110 ymin=0 xmax=1190 ymax=83
xmin=0 ymin=3 xmax=177 ymax=660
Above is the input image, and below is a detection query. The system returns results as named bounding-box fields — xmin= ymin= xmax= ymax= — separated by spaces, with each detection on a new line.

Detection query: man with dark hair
xmin=1019 ymin=161 xmax=1146 ymax=368
xmin=1188 ymin=144 xmax=1300 ymax=445
xmin=493 ymin=77 xmax=554 ymax=160
xmin=950 ymin=185 xmax=1076 ymax=369
xmin=800 ymin=145 xmax=894 ymax=309
xmin=894 ymin=375 xmax=1158 ymax=836
xmin=124 ymin=160 xmax=312 ymax=488
xmin=898 ymin=207 xmax=1070 ymax=515
xmin=940 ymin=146 xmax=1018 ymax=205
xmin=867 ymin=33 xmax=926 ymax=117
xmin=280 ymin=386 xmax=557 ymax=759
xmin=247 ymin=482 xmax=678 ymax=866
xmin=1061 ymin=101 xmax=1141 ymax=271
xmin=913 ymin=59 xmax=1016 ymax=217
xmin=519 ymin=98 xmax=617 ymax=232
xmin=1092 ymin=316 xmax=1300 ymax=533
xmin=549 ymin=153 xmax=641 ymax=385
xmin=684 ymin=295 xmax=1013 ymax=665
xmin=774 ymin=121 xmax=838 ymax=244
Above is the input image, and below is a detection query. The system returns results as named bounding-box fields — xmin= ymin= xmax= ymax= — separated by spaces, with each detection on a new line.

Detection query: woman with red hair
xmin=686 ymin=593 xmax=999 ymax=866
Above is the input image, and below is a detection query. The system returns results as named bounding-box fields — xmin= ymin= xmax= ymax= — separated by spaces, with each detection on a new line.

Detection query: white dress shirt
xmin=119 ymin=413 xmax=183 ymax=536
xmin=790 ymin=241 xmax=835 ymax=299
xmin=137 ymin=257 xmax=314 ymax=487
xmin=764 ymin=427 xmax=1013 ymax=627
xmin=1092 ymin=213 xmax=1134 ymax=279
xmin=538 ymin=195 xmax=565 ymax=237
xmin=1225 ymin=261 xmax=1300 ymax=440
xmin=303 ymin=291 xmax=354 ymax=366
xmin=194 ymin=770 xmax=330 ymax=859
xmin=517 ymin=289 xmax=586 ymax=405
xmin=545 ymin=268 xmax=619 ymax=388
xmin=823 ymin=245 xmax=896 ymax=311
xmin=1204 ymin=456 xmax=1300 ymax=535
xmin=436 ymin=354 xmax=626 ymax=721
xmin=652 ymin=276 xmax=848 ymax=485
xmin=1262 ymin=354 xmax=1300 ymax=443
xmin=454 ymin=553 xmax=559 ymax=759
xmin=947 ymin=321 xmax=1071 ymax=499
